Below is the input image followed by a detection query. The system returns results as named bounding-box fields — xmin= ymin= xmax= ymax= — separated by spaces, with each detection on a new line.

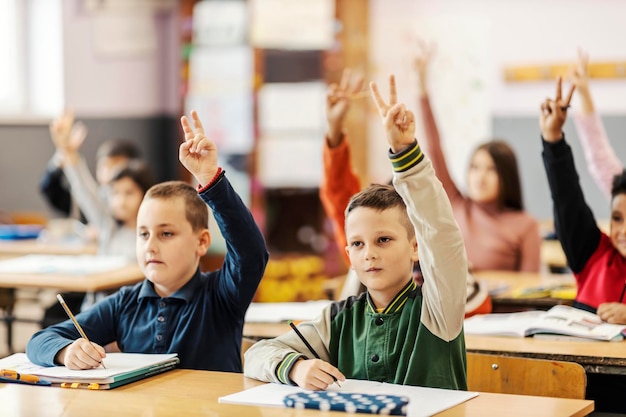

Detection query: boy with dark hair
xmin=244 ymin=75 xmax=468 ymax=390
xmin=27 ymin=110 xmax=269 ymax=372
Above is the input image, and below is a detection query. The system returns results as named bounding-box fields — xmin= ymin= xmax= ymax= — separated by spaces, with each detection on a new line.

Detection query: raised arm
xmin=180 ymin=111 xmax=268 ymax=313
xmin=414 ymin=41 xmax=463 ymax=201
xmin=319 ymin=68 xmax=363 ymax=263
xmin=570 ymin=49 xmax=622 ymax=199
xmin=540 ymin=77 xmax=601 ymax=272
xmin=370 ymin=75 xmax=467 ymax=340
xmin=50 ymin=112 xmax=113 ymax=229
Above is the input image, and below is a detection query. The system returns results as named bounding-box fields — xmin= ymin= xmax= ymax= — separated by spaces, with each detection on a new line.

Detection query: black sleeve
xmin=39 ymin=166 xmax=72 ymax=216
xmin=541 ymin=136 xmax=601 ymax=273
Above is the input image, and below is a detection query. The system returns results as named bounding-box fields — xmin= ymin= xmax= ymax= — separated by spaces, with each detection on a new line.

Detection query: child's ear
xmin=410 ymin=237 xmax=419 ymax=262
xmin=196 ymin=229 xmax=211 ymax=256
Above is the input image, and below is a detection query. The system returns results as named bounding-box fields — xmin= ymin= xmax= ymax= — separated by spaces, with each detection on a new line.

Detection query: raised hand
xmin=326 ymin=68 xmax=364 ymax=147
xmin=413 ymin=39 xmax=434 ymax=95
xmin=369 ymin=75 xmax=416 ymax=153
xmin=179 ymin=110 xmax=219 ymax=186
xmin=569 ymin=48 xmax=590 ymax=92
xmin=539 ymin=76 xmax=576 ymax=142
xmin=50 ymin=111 xmax=87 ymax=155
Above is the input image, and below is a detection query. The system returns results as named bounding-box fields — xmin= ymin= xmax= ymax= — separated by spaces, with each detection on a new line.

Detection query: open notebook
xmin=464 ymin=305 xmax=626 ymax=341
xmin=219 ymin=379 xmax=477 ymax=417
xmin=0 ymin=353 xmax=179 ymax=389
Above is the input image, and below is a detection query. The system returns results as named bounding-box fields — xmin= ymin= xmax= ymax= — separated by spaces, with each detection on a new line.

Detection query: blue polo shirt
xmin=26 ymin=174 xmax=269 ymax=372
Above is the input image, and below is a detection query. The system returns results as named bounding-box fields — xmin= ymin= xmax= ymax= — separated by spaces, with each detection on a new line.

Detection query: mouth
xmin=366 ymin=267 xmax=381 ymax=273
xmin=146 ymin=260 xmax=164 ymax=266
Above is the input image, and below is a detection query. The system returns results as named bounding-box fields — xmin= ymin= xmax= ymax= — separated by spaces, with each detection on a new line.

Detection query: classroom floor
xmin=0 ymin=289 xmax=52 ymax=357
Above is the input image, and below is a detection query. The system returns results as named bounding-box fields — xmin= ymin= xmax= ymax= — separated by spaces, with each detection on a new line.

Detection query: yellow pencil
xmin=56 ymin=294 xmax=106 ymax=369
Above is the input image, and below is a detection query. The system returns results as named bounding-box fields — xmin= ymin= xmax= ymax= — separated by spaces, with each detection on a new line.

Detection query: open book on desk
xmin=464 ymin=305 xmax=626 ymax=341
xmin=0 ymin=353 xmax=179 ymax=389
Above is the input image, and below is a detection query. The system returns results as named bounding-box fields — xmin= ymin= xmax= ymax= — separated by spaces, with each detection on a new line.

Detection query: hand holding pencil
xmin=287 ymin=321 xmax=345 ymax=391
xmin=55 ymin=294 xmax=107 ymax=370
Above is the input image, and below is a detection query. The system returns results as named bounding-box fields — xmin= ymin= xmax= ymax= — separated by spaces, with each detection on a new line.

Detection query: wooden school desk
xmin=474 ymin=270 xmax=576 ymax=313
xmin=0 ymin=239 xmax=97 ymax=259
xmin=0 ymin=263 xmax=143 ymax=293
xmin=0 ymin=369 xmax=594 ymax=417
xmin=466 ymin=334 xmax=626 ymax=376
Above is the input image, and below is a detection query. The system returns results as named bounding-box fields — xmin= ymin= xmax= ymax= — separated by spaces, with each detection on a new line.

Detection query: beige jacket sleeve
xmin=243 ymin=304 xmax=333 ymax=384
xmin=393 ymin=152 xmax=468 ymax=341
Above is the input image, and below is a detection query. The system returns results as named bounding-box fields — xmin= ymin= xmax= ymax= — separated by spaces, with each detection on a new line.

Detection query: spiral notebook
xmin=0 ymin=353 xmax=179 ymax=390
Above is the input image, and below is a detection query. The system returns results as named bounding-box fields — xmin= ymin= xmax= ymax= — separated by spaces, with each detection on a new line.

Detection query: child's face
xmin=96 ymin=156 xmax=129 ymax=185
xmin=467 ymin=149 xmax=499 ymax=205
xmin=109 ymin=177 xmax=144 ymax=226
xmin=345 ymin=206 xmax=418 ymax=303
xmin=610 ymin=193 xmax=626 ymax=257
xmin=136 ymin=196 xmax=210 ymax=297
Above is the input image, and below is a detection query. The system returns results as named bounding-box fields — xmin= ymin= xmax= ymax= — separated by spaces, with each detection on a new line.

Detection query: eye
xmin=138 ymin=231 xmax=149 ymax=239
xmin=350 ymin=241 xmax=362 ymax=248
xmin=162 ymin=231 xmax=174 ymax=237
xmin=378 ymin=236 xmax=391 ymax=244
xmin=612 ymin=214 xmax=623 ymax=223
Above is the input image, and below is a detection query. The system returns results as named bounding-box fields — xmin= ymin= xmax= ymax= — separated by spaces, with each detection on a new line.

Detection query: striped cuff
xmin=388 ymin=140 xmax=423 ymax=172
xmin=276 ymin=352 xmax=304 ymax=385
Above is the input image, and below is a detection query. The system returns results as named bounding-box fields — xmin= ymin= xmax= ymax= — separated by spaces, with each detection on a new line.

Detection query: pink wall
xmin=62 ymin=0 xmax=180 ymax=117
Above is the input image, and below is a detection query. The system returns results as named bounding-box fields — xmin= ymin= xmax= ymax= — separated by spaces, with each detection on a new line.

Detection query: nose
xmin=145 ymin=234 xmax=159 ymax=254
xmin=364 ymin=245 xmax=378 ymax=261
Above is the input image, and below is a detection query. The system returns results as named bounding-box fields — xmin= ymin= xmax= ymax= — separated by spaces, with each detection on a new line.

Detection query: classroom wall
xmin=0 ymin=1 xmax=181 ymax=218
xmin=368 ymin=0 xmax=626 ymax=221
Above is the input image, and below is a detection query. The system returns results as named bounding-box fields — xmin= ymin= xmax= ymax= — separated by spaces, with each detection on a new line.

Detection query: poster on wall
xmin=186 ymin=46 xmax=254 ymax=154
xmin=250 ymin=0 xmax=334 ymax=50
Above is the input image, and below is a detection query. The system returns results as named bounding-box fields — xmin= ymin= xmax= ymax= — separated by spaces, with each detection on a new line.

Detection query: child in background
xmin=48 ymin=111 xmax=155 ymax=259
xmin=540 ymin=77 xmax=626 ymax=322
xmin=570 ymin=48 xmax=623 ymax=200
xmin=245 ymin=75 xmax=467 ymax=390
xmin=26 ymin=110 xmax=269 ymax=372
xmin=40 ymin=118 xmax=142 ymax=220
xmin=320 ymin=68 xmax=490 ymax=316
xmin=540 ymin=76 xmax=626 ymax=414
xmin=414 ymin=42 xmax=541 ymax=272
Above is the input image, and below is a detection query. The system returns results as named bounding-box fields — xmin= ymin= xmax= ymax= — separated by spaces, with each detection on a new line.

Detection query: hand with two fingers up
xmin=369 ymin=74 xmax=417 ymax=154
xmin=179 ymin=110 xmax=219 ymax=187
xmin=540 ymin=76 xmax=576 ymax=142
xmin=326 ymin=68 xmax=364 ymax=147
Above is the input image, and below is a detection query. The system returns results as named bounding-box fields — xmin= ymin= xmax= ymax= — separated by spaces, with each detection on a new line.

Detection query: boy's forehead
xmin=346 ymin=206 xmax=405 ymax=232
xmin=138 ymin=196 xmax=186 ymax=222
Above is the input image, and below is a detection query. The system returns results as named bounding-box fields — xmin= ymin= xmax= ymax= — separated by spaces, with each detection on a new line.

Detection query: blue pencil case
xmin=283 ymin=391 xmax=409 ymax=415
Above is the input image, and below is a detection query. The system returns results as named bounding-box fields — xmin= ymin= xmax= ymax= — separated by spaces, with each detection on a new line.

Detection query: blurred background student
xmin=41 ymin=111 xmax=155 ymax=327
xmin=570 ymin=48 xmax=623 ymax=201
xmin=40 ymin=119 xmax=142 ymax=224
xmin=414 ymin=41 xmax=541 ymax=273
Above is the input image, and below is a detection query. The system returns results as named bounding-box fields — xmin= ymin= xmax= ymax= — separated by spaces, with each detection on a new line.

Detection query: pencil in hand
xmin=56 ymin=294 xmax=106 ymax=369
xmin=288 ymin=320 xmax=341 ymax=388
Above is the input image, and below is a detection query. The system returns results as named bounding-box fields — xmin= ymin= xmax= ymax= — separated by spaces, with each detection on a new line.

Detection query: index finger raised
xmin=190 ymin=110 xmax=205 ymax=135
xmin=564 ymin=83 xmax=576 ymax=107
xmin=369 ymin=81 xmax=388 ymax=116
xmin=555 ymin=76 xmax=562 ymax=101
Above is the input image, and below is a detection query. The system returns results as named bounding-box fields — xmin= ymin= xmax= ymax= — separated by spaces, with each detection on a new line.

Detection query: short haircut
xmin=97 ymin=139 xmax=142 ymax=161
xmin=110 ymin=160 xmax=156 ymax=194
xmin=473 ymin=140 xmax=523 ymax=211
xmin=611 ymin=169 xmax=626 ymax=199
xmin=144 ymin=181 xmax=209 ymax=232
xmin=344 ymin=183 xmax=415 ymax=239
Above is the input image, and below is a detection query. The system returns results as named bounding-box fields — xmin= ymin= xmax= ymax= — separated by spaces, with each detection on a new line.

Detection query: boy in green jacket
xmin=244 ymin=75 xmax=468 ymax=390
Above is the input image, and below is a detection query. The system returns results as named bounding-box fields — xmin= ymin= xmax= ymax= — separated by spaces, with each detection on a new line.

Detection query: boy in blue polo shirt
xmin=26 ymin=110 xmax=269 ymax=372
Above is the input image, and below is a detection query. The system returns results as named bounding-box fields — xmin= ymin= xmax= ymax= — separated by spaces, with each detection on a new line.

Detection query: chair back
xmin=467 ymin=352 xmax=586 ymax=399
